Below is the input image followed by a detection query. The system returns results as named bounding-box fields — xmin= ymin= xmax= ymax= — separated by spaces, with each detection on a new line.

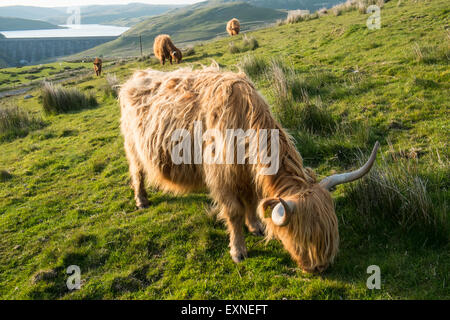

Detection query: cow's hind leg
xmin=125 ymin=143 xmax=149 ymax=209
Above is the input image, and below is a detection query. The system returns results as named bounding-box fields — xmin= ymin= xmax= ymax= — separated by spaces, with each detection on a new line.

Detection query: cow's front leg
xmin=223 ymin=208 xmax=247 ymax=263
xmin=130 ymin=167 xmax=149 ymax=209
xmin=125 ymin=143 xmax=149 ymax=209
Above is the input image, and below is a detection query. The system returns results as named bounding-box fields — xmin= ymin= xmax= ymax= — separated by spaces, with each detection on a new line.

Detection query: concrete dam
xmin=0 ymin=36 xmax=117 ymax=67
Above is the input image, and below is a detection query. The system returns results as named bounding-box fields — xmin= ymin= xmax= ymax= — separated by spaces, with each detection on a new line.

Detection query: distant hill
xmin=0 ymin=4 xmax=183 ymax=27
xmin=0 ymin=6 xmax=64 ymax=21
xmin=45 ymin=3 xmax=183 ymax=27
xmin=0 ymin=17 xmax=64 ymax=31
xmin=210 ymin=0 xmax=344 ymax=11
xmin=77 ymin=1 xmax=286 ymax=57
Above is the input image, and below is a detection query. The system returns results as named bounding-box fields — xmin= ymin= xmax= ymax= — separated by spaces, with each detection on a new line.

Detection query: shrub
xmin=0 ymin=104 xmax=45 ymax=141
xmin=41 ymin=82 xmax=98 ymax=115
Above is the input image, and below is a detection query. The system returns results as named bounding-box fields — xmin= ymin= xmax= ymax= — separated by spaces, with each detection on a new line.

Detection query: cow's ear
xmin=259 ymin=198 xmax=279 ymax=219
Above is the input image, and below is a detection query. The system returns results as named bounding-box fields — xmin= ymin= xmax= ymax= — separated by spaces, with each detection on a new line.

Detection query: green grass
xmin=0 ymin=0 xmax=448 ymax=300
xmin=0 ymin=62 xmax=93 ymax=91
xmin=0 ymin=103 xmax=46 ymax=141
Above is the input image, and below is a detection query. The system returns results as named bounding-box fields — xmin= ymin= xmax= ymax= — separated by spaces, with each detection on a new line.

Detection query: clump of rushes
xmin=0 ymin=104 xmax=45 ymax=141
xmin=104 ymin=73 xmax=120 ymax=98
xmin=344 ymin=149 xmax=448 ymax=232
xmin=239 ymin=54 xmax=268 ymax=79
xmin=41 ymin=82 xmax=98 ymax=115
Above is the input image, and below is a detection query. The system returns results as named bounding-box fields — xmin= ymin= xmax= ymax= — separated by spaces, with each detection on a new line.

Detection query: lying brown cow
xmin=93 ymin=57 xmax=102 ymax=76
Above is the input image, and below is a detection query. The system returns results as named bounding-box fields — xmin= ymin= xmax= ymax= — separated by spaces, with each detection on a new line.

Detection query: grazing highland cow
xmin=119 ymin=65 xmax=379 ymax=272
xmin=227 ymin=18 xmax=241 ymax=36
xmin=93 ymin=57 xmax=102 ymax=76
xmin=153 ymin=34 xmax=182 ymax=65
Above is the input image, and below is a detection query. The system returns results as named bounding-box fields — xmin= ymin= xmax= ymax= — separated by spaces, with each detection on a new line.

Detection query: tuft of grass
xmin=239 ymin=54 xmax=268 ymax=79
xmin=318 ymin=8 xmax=328 ymax=16
xmin=103 ymin=73 xmax=120 ymax=98
xmin=183 ymin=46 xmax=196 ymax=57
xmin=412 ymin=42 xmax=449 ymax=64
xmin=242 ymin=35 xmax=259 ymax=51
xmin=345 ymin=149 xmax=448 ymax=232
xmin=41 ymin=82 xmax=98 ymax=115
xmin=0 ymin=104 xmax=45 ymax=141
xmin=265 ymin=59 xmax=337 ymax=135
xmin=298 ymin=103 xmax=337 ymax=135
xmin=285 ymin=10 xmax=311 ymax=24
xmin=0 ymin=169 xmax=13 ymax=182
xmin=229 ymin=36 xmax=260 ymax=54
xmin=228 ymin=41 xmax=240 ymax=54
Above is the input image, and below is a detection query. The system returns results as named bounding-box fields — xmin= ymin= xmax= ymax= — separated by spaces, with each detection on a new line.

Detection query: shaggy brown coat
xmin=226 ymin=18 xmax=241 ymax=36
xmin=153 ymin=34 xmax=182 ymax=65
xmin=119 ymin=65 xmax=339 ymax=273
xmin=93 ymin=57 xmax=102 ymax=76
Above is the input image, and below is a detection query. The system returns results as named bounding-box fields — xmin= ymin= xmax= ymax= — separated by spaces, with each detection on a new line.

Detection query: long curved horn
xmin=320 ymin=142 xmax=380 ymax=191
xmin=272 ymin=198 xmax=294 ymax=227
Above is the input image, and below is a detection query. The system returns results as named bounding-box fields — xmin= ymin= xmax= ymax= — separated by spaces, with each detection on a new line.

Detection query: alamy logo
xmin=366 ymin=5 xmax=381 ymax=30
xmin=171 ymin=121 xmax=280 ymax=175
xmin=366 ymin=265 xmax=381 ymax=289
xmin=66 ymin=265 xmax=81 ymax=290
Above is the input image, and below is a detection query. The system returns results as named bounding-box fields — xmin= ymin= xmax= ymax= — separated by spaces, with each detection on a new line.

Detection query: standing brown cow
xmin=227 ymin=18 xmax=241 ymax=36
xmin=93 ymin=57 xmax=102 ymax=76
xmin=153 ymin=34 xmax=182 ymax=65
xmin=119 ymin=66 xmax=379 ymax=273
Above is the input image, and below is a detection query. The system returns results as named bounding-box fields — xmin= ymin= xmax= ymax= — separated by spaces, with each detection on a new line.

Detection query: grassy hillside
xmin=0 ymin=17 xmax=63 ymax=31
xmin=0 ymin=61 xmax=96 ymax=91
xmin=0 ymin=0 xmax=448 ymax=300
xmin=77 ymin=2 xmax=286 ymax=57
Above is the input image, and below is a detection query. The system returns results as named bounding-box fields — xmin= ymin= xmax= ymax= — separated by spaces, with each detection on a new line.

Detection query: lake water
xmin=0 ymin=24 xmax=129 ymax=39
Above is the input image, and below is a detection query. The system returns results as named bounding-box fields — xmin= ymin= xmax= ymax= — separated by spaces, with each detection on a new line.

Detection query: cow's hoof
xmin=251 ymin=229 xmax=265 ymax=237
xmin=248 ymin=222 xmax=265 ymax=237
xmin=231 ymin=249 xmax=247 ymax=263
xmin=232 ymin=254 xmax=246 ymax=263
xmin=136 ymin=199 xmax=150 ymax=210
